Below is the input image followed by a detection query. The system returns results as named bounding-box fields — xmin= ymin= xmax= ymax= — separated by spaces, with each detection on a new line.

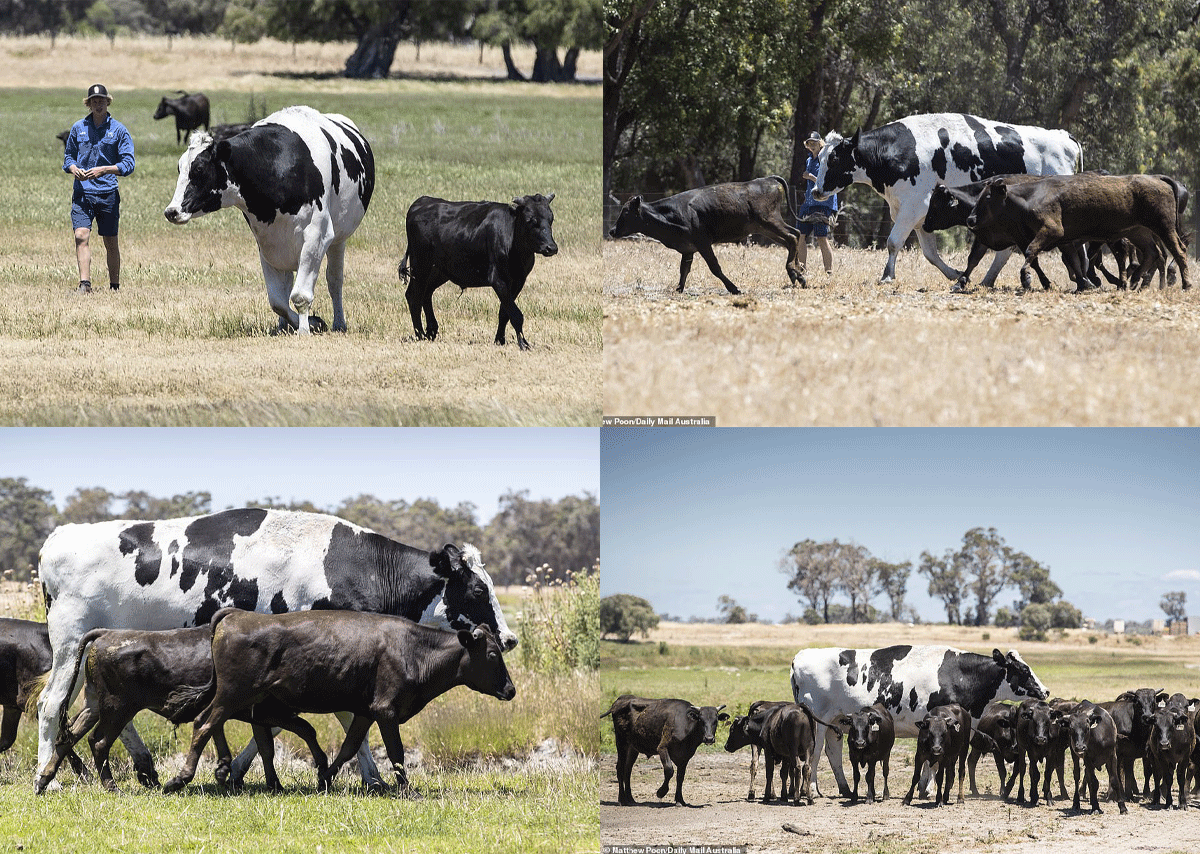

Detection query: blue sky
xmin=1 ymin=428 xmax=599 ymax=522
xmin=601 ymin=429 xmax=1200 ymax=624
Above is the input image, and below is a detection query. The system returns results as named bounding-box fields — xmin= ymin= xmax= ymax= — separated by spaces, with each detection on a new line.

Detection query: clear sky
xmin=601 ymin=429 xmax=1200 ymax=624
xmin=1 ymin=428 xmax=599 ymax=522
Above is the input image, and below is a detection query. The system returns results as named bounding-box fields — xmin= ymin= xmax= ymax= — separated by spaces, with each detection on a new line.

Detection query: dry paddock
xmin=600 ymin=746 xmax=1200 ymax=854
xmin=603 ymin=239 xmax=1200 ymax=426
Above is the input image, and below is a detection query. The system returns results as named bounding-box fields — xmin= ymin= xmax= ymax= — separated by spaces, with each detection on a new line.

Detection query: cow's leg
xmin=913 ymin=226 xmax=963 ymax=282
xmin=902 ymin=756 xmax=922 ymax=805
xmin=163 ymin=707 xmax=228 ymax=793
xmin=817 ymin=723 xmax=852 ymax=797
xmin=491 ymin=288 xmax=529 ymax=349
xmin=655 ymin=743 xmax=676 ymax=800
xmin=116 ymin=722 xmax=158 ymax=788
xmin=851 ymin=757 xmax=861 ymax=802
xmin=0 ymin=706 xmax=20 ymax=754
xmin=975 ymin=247 xmax=1015 ymax=290
xmin=289 ymin=233 xmax=333 ymax=336
xmin=261 ymin=256 xmax=301 ymax=333
xmin=374 ymin=714 xmax=419 ymax=796
xmin=211 ymin=725 xmax=234 ymax=787
xmin=955 ymin=752 xmax=966 ymax=804
xmin=324 ymin=239 xmax=348 ymax=332
xmin=694 ymin=243 xmax=740 ymax=294
xmin=752 ymin=218 xmax=805 ymax=285
xmin=1106 ymin=751 xmax=1127 ymax=814
xmin=881 ymin=755 xmax=891 ymax=800
xmin=88 ymin=715 xmax=135 ymax=792
xmin=746 ymin=743 xmax=759 ymax=800
xmin=1071 ymin=752 xmax=1082 ymax=811
xmin=1028 ymin=755 xmax=1042 ymax=806
xmin=319 ymin=715 xmax=374 ymax=792
xmin=676 ymin=252 xmax=695 ymax=292
xmin=36 ymin=704 xmax=97 ymax=791
xmin=672 ymin=753 xmax=691 ymax=806
xmin=250 ymin=724 xmax=280 ymax=791
xmin=1176 ymin=761 xmax=1187 ymax=810
xmin=34 ymin=630 xmax=91 ymax=792
xmin=967 ymin=744 xmax=983 ymax=796
xmin=612 ymin=728 xmax=635 ymax=805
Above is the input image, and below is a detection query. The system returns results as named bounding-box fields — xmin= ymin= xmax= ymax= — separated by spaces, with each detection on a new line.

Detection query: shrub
xmin=1018 ymin=602 xmax=1052 ymax=642
xmin=519 ymin=563 xmax=599 ymax=673
xmin=599 ymin=592 xmax=659 ymax=641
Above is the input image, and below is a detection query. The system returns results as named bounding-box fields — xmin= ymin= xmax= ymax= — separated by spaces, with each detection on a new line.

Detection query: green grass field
xmin=0 ymin=78 xmax=600 ymax=425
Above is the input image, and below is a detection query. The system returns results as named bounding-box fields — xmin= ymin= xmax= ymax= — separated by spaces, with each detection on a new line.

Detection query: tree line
xmin=605 ymin=0 xmax=1200 ymax=251
xmin=779 ymin=527 xmax=1083 ymax=632
xmin=3 ymin=0 xmax=601 ymax=81
xmin=0 ymin=477 xmax=598 ymax=587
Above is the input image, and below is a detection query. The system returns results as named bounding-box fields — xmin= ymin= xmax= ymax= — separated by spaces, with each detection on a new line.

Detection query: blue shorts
xmin=71 ymin=189 xmax=120 ymax=236
xmin=798 ymin=220 xmax=830 ymax=238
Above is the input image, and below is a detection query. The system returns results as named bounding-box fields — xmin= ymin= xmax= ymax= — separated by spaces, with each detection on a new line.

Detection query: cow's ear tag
xmin=869 ymin=722 xmax=880 ymax=732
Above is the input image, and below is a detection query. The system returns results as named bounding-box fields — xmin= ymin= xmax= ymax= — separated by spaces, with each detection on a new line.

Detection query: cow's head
xmin=916 ymin=709 xmax=961 ymax=758
xmin=846 ymin=708 xmax=886 ymax=752
xmin=923 ymin=184 xmax=970 ymax=232
xmin=966 ymin=176 xmax=1009 ymax=231
xmin=457 ymin=624 xmax=517 ymax=702
xmin=723 ymin=715 xmax=753 ymax=753
xmin=1116 ymin=687 xmax=1166 ymax=725
xmin=1149 ymin=707 xmax=1190 ymax=752
xmin=993 ymin=649 xmax=1049 ymax=700
xmin=813 ymin=129 xmax=859 ymax=202
xmin=1067 ymin=702 xmax=1107 ymax=757
xmin=689 ymin=704 xmax=729 ymax=745
xmin=152 ymin=97 xmax=172 ymax=120
xmin=431 ymin=543 xmax=517 ymax=652
xmin=1018 ymin=701 xmax=1062 ymax=747
xmin=513 ymin=193 xmax=558 ymax=257
xmin=608 ymin=195 xmax=645 ymax=239
xmin=164 ymin=132 xmax=238 ymax=224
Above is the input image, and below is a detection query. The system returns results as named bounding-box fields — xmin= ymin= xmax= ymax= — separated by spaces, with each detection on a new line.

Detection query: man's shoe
xmin=77 ymin=280 xmax=92 ymax=293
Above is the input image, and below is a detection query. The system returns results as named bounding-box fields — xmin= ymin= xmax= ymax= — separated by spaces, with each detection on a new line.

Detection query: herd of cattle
xmin=0 ymin=508 xmax=519 ymax=794
xmin=604 ymin=644 xmax=1199 ymax=815
xmin=609 ymin=111 xmax=1192 ymax=295
xmin=65 ymin=90 xmax=560 ymax=346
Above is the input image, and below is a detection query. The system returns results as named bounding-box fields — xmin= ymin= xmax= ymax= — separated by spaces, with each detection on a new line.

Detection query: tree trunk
xmin=531 ymin=47 xmax=562 ymax=82
xmin=502 ymin=43 xmax=526 ymax=81
xmin=343 ymin=3 xmax=411 ymax=79
xmin=789 ymin=0 xmax=830 ymax=195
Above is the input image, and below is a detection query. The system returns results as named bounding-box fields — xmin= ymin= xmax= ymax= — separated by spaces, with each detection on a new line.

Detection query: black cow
xmin=35 ymin=626 xmax=325 ymax=793
xmin=153 ymin=91 xmax=211 ymax=145
xmin=602 ymin=695 xmax=728 ymax=806
xmin=1099 ymin=687 xmax=1162 ymax=801
xmin=1066 ymin=700 xmax=1126 ymax=815
xmin=0 ymin=619 xmax=83 ymax=777
xmin=1006 ymin=699 xmax=1066 ymax=806
xmin=967 ymin=173 xmax=1192 ymax=291
xmin=834 ymin=704 xmax=895 ymax=803
xmin=967 ymin=701 xmax=1019 ymax=796
xmin=757 ymin=702 xmax=822 ymax=805
xmin=399 ymin=194 xmax=558 ymax=350
xmin=724 ymin=699 xmax=792 ymax=801
xmin=902 ymin=703 xmax=971 ymax=806
xmin=1147 ymin=705 xmax=1195 ymax=810
xmin=607 ymin=177 xmax=804 ymax=293
xmin=163 ymin=610 xmax=515 ymax=794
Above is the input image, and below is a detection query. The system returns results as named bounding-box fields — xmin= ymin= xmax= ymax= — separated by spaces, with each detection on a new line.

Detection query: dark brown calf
xmin=1007 ymin=699 xmax=1066 ymax=806
xmin=604 ymin=695 xmax=728 ymax=806
xmin=1067 ymin=700 xmax=1126 ymax=814
xmin=967 ymin=173 xmax=1191 ymax=291
xmin=967 ymin=701 xmax=1019 ymax=797
xmin=903 ymin=703 xmax=970 ymax=806
xmin=163 ymin=610 xmax=515 ymax=794
xmin=835 ymin=704 xmax=895 ymax=803
xmin=1147 ymin=706 xmax=1195 ymax=810
xmin=724 ymin=699 xmax=791 ymax=801
xmin=609 ymin=177 xmax=805 ymax=293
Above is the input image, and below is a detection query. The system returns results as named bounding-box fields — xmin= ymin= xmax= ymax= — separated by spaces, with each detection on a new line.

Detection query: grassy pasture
xmin=0 ymin=38 xmax=600 ymax=425
xmin=604 ymin=239 xmax=1200 ymax=426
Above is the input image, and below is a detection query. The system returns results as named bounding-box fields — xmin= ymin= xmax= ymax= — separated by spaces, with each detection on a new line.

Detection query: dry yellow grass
xmin=604 ymin=239 xmax=1200 ymax=426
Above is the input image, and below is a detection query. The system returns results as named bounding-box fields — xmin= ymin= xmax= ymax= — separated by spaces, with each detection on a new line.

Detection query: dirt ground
xmin=601 ymin=748 xmax=1200 ymax=854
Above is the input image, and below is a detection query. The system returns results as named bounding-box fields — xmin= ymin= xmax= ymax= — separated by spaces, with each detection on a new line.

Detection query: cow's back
xmin=0 ymin=619 xmax=52 ymax=706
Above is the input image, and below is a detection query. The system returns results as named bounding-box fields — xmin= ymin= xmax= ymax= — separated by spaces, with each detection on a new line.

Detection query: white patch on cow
xmin=460 ymin=543 xmax=517 ymax=651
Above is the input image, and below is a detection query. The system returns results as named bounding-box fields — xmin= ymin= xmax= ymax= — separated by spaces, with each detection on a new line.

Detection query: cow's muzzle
xmin=539 ymin=244 xmax=559 ymax=257
xmin=164 ymin=207 xmax=191 ymax=225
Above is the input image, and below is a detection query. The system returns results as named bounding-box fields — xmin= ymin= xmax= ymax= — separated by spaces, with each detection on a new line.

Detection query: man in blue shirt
xmin=798 ymin=131 xmax=838 ymax=277
xmin=63 ymin=83 xmax=135 ymax=293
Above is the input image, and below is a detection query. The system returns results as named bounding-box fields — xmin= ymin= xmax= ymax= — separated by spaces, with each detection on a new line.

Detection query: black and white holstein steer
xmin=163 ymin=105 xmax=375 ymax=334
xmin=35 ymin=625 xmax=327 ymax=793
xmin=153 ymin=91 xmax=210 ymax=145
xmin=811 ymin=113 xmax=1080 ymax=283
xmin=790 ymin=645 xmax=1049 ymax=798
xmin=162 ymin=609 xmax=515 ymax=794
xmin=607 ymin=177 xmax=805 ymax=293
xmin=34 ymin=508 xmax=515 ymax=791
xmin=602 ymin=695 xmax=729 ymax=806
xmin=399 ymin=194 xmax=558 ymax=350
xmin=0 ymin=619 xmax=83 ymax=777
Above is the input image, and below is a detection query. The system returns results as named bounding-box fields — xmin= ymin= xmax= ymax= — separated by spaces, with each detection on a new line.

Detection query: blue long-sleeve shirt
xmin=63 ymin=113 xmax=135 ymax=195
xmin=801 ymin=153 xmax=837 ymax=212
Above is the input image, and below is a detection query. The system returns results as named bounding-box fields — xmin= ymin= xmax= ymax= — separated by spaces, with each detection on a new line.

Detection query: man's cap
xmin=84 ymin=83 xmax=112 ymax=105
xmin=804 ymin=131 xmax=823 ymax=147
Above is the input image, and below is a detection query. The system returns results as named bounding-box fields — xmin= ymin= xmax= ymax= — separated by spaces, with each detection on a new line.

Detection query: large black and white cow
xmin=34 ymin=508 xmax=515 ymax=789
xmin=812 ymin=113 xmax=1080 ymax=282
xmin=399 ymin=194 xmax=558 ymax=350
xmin=164 ymin=105 xmax=375 ymax=335
xmin=790 ymin=645 xmax=1049 ymax=798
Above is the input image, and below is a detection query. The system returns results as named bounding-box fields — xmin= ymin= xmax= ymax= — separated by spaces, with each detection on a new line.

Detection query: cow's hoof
xmin=162 ymin=777 xmax=186 ymax=794
xmin=656 ymin=785 xmax=670 ymax=798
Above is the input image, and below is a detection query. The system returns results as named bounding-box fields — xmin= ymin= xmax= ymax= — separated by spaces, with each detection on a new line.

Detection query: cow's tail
xmin=162 ymin=614 xmax=230 ymax=720
xmin=398 ymin=250 xmax=411 ymax=284
xmin=769 ymin=175 xmax=801 ymax=223
xmin=795 ymin=700 xmax=843 ymax=738
xmin=1070 ymin=133 xmax=1084 ymax=174
xmin=40 ymin=628 xmax=107 ymax=733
